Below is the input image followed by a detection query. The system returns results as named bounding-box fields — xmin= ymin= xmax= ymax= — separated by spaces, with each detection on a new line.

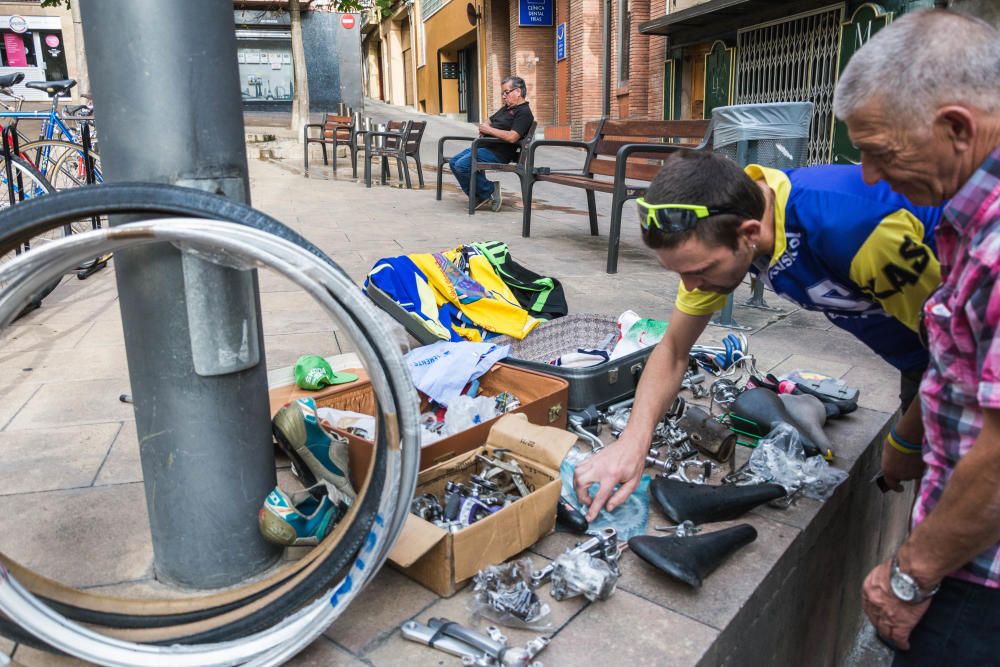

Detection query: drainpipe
xmin=602 ymin=0 xmax=611 ymax=116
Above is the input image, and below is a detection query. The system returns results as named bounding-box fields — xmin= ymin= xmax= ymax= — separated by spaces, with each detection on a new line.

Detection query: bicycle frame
xmin=0 ymin=88 xmax=99 ymax=185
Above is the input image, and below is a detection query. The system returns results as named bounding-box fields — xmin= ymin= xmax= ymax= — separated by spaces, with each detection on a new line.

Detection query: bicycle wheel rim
xmin=0 ymin=183 xmax=357 ymax=628
xmin=0 ymin=220 xmax=420 ymax=665
xmin=0 ymin=155 xmax=58 ymax=305
xmin=0 ymin=184 xmax=417 ymax=642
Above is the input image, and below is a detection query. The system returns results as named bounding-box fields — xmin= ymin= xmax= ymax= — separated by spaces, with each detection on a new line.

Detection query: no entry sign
xmin=341 ymin=14 xmax=356 ymax=29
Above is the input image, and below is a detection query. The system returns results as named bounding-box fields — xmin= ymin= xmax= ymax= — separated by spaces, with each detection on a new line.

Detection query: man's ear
xmin=934 ymin=105 xmax=976 ymax=153
xmin=739 ymin=218 xmax=764 ymax=244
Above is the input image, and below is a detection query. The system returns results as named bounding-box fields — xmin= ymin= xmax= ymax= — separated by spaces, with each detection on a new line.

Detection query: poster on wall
xmin=246 ymin=51 xmax=260 ymax=64
xmin=281 ymin=53 xmax=291 ymax=64
xmin=518 ymin=0 xmax=552 ymax=26
xmin=3 ymin=33 xmax=28 ymax=67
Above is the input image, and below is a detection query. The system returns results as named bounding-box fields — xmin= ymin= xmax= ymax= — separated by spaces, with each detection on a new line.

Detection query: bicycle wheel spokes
xmin=19 ymin=139 xmax=102 ymax=192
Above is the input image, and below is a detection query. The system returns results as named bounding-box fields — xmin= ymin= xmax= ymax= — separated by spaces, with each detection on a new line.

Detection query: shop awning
xmin=639 ymin=0 xmax=835 ymax=44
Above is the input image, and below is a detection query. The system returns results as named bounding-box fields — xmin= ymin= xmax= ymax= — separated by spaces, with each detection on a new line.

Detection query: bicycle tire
xmin=0 ymin=190 xmax=373 ymax=632
xmin=19 ymin=139 xmax=102 ymax=191
xmin=0 ymin=219 xmax=418 ymax=665
xmin=0 ymin=191 xmax=412 ymax=645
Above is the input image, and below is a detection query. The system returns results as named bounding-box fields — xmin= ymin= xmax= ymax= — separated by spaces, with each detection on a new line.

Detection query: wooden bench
xmin=522 ymin=118 xmax=711 ymax=273
xmin=436 ymin=121 xmax=538 ymax=214
xmin=303 ymin=113 xmax=354 ymax=178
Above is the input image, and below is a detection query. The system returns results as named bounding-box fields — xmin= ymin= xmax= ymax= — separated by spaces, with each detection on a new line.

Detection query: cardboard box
xmin=268 ymin=361 xmax=574 ymax=596
xmin=387 ymin=413 xmax=577 ymax=597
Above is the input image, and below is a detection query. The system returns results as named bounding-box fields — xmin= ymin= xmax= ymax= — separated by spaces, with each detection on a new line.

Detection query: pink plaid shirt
xmin=914 ymin=144 xmax=1000 ymax=587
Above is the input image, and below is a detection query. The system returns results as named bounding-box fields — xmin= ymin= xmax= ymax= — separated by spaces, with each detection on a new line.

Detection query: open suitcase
xmin=488 ymin=314 xmax=653 ymax=411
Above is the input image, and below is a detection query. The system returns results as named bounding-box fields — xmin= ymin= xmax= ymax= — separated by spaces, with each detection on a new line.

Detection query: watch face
xmin=891 ymin=571 xmax=917 ymax=602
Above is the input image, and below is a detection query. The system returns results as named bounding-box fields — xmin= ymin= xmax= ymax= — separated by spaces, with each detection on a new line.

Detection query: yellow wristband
xmin=887 ymin=431 xmax=922 ymax=456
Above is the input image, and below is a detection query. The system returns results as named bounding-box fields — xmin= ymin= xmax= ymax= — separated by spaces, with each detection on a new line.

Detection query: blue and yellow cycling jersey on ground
xmin=676 ymin=164 xmax=943 ymax=372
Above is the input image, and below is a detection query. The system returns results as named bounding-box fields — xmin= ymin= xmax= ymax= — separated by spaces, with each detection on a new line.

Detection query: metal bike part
xmin=550 ymin=548 xmax=620 ymax=601
xmin=429 ymin=618 xmax=548 ymax=667
xmin=428 ymin=618 xmax=506 ymax=661
xmin=667 ymin=459 xmax=714 ymax=484
xmin=655 ymin=520 xmax=701 ymax=537
xmin=530 ymin=527 xmax=619 ymax=588
xmin=645 ymin=455 xmax=677 ymax=474
xmin=486 ymin=626 xmax=507 ymax=645
xmin=400 ymin=620 xmax=492 ymax=666
xmin=568 ymin=421 xmax=605 ymax=452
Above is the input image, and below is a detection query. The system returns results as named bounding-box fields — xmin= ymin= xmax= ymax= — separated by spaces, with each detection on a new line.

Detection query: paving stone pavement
xmin=0 ymin=104 xmax=899 ymax=666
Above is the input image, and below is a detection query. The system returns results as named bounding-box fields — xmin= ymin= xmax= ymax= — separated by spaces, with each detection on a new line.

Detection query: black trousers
xmin=892 ymin=577 xmax=1000 ymax=667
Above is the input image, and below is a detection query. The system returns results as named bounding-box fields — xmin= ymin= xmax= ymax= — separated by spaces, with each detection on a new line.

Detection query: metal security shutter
xmin=734 ymin=4 xmax=845 ymax=165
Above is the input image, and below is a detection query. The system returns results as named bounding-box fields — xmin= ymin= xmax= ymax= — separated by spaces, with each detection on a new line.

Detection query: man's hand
xmin=862 ymin=560 xmax=932 ymax=651
xmin=478 ymin=122 xmax=493 ymax=136
xmin=880 ymin=441 xmax=926 ymax=492
xmin=573 ymin=432 xmax=647 ymax=522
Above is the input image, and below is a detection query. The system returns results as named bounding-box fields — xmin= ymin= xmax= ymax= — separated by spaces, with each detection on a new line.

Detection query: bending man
xmin=574 ymin=151 xmax=942 ymax=521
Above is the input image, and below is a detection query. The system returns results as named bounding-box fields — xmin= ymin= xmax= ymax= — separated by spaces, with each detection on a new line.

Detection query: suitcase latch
xmin=548 ymin=404 xmax=562 ymax=423
xmin=608 ymin=368 xmax=619 ymax=384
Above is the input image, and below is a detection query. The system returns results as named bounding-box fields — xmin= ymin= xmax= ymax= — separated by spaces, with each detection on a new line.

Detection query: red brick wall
xmin=567 ymin=0 xmax=603 ymax=138
xmin=609 ymin=0 xmax=654 ymax=121
xmin=486 ymin=0 xmax=511 ymax=110
xmin=648 ymin=0 xmax=667 ymax=119
xmin=509 ymin=7 xmax=556 ymax=127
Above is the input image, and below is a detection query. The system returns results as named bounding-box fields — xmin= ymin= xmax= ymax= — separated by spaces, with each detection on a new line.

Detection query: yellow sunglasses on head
xmin=636 ymin=198 xmax=746 ymax=233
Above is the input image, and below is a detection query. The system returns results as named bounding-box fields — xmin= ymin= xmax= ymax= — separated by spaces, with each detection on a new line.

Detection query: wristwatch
xmin=890 ymin=557 xmax=940 ymax=604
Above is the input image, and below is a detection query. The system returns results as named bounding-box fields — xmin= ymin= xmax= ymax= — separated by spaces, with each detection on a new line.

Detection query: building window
xmin=618 ymin=0 xmax=630 ymax=83
xmin=236 ymin=29 xmax=294 ymax=103
xmin=421 ymin=0 xmax=448 ymax=21
xmin=0 ymin=15 xmax=69 ymax=100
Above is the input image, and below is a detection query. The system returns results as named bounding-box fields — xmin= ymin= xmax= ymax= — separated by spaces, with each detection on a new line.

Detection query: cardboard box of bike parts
xmin=268 ymin=361 xmax=569 ymax=475
xmin=388 ymin=413 xmax=577 ymax=597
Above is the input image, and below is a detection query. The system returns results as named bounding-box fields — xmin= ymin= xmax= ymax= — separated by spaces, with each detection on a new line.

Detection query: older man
xmin=835 ymin=9 xmax=1000 ymax=664
xmin=448 ymin=75 xmax=534 ymax=212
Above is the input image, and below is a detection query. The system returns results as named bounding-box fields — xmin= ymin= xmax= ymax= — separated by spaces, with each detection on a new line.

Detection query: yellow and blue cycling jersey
xmin=676 ymin=164 xmax=943 ymax=372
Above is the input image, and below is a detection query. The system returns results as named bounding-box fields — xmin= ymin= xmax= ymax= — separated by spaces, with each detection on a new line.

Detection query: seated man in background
xmin=574 ymin=150 xmax=943 ymax=521
xmin=448 ymin=75 xmax=534 ymax=212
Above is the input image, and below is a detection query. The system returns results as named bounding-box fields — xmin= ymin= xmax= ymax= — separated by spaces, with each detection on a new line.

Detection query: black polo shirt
xmin=486 ymin=102 xmax=534 ymax=163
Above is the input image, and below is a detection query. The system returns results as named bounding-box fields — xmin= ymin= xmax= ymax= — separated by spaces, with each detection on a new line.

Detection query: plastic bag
xmin=748 ymin=424 xmax=848 ymax=501
xmin=468 ymin=557 xmax=552 ymax=629
xmin=559 ymin=453 xmax=651 ymax=541
xmin=609 ymin=310 xmax=668 ymax=361
xmin=443 ymin=394 xmax=499 ymax=435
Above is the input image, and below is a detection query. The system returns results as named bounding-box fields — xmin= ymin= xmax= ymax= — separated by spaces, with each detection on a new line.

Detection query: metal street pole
xmin=79 ymin=0 xmax=281 ymax=588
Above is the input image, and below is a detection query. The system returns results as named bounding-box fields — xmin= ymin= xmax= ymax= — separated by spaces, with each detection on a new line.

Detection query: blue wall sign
xmin=556 ymin=22 xmax=567 ymax=60
xmin=519 ymin=0 xmax=553 ymax=26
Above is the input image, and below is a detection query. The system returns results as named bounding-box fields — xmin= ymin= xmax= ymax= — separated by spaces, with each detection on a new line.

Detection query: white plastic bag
xmin=748 ymin=424 xmax=848 ymax=501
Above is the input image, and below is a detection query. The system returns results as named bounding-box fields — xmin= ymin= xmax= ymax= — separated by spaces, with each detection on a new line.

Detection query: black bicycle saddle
xmin=25 ymin=79 xmax=77 ymax=96
xmin=629 ymin=524 xmax=758 ymax=587
xmin=0 ymin=72 xmax=24 ymax=88
xmin=651 ymin=478 xmax=786 ymax=525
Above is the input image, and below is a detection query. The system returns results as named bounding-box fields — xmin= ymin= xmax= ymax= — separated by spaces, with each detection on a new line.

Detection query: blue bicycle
xmin=0 ymin=73 xmax=101 ymax=191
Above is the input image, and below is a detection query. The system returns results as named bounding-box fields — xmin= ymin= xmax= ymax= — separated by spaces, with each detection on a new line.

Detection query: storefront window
xmin=236 ymin=30 xmax=294 ymax=103
xmin=0 ymin=15 xmax=69 ymax=97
